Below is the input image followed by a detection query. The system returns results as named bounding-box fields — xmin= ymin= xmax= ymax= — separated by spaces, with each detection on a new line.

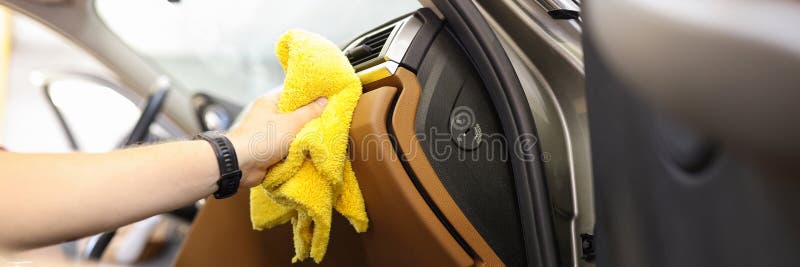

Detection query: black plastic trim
xmin=400 ymin=8 xmax=444 ymax=72
xmin=547 ymin=9 xmax=580 ymax=20
xmin=430 ymin=1 xmax=559 ymax=266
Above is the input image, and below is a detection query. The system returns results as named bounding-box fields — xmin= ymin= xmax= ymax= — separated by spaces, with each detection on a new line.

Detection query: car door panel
xmin=163 ymin=0 xmax=573 ymax=263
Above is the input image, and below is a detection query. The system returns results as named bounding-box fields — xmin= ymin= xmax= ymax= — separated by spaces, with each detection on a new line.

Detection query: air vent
xmin=345 ymin=26 xmax=394 ymax=68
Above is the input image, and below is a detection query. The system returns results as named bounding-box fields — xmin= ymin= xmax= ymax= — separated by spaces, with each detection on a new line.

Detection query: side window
xmin=0 ymin=7 xmax=188 ymax=265
xmin=0 ymin=8 xmax=167 ymax=153
xmin=95 ymin=0 xmax=421 ymax=104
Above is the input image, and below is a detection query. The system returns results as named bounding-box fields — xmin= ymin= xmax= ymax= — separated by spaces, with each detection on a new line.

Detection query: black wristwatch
xmin=195 ymin=131 xmax=242 ymax=199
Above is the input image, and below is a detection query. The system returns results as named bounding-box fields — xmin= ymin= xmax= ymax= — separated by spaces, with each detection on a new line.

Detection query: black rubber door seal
xmin=429 ymin=1 xmax=559 ymax=267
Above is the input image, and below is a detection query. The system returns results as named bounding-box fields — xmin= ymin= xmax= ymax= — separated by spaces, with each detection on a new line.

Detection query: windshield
xmin=95 ymin=0 xmax=420 ymax=104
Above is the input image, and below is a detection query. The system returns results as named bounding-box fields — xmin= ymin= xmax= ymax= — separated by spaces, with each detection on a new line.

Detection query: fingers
xmin=288 ymin=97 xmax=328 ymax=124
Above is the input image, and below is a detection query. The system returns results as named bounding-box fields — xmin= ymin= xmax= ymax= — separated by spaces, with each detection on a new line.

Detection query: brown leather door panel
xmin=388 ymin=68 xmax=503 ymax=266
xmin=174 ymin=85 xmax=476 ymax=266
xmin=172 ymin=185 xmax=368 ymax=267
xmin=349 ymin=86 xmax=473 ymax=266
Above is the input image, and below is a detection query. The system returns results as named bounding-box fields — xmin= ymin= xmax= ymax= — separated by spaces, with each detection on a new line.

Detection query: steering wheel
xmin=44 ymin=75 xmax=192 ymax=260
xmin=84 ymin=85 xmax=172 ymax=259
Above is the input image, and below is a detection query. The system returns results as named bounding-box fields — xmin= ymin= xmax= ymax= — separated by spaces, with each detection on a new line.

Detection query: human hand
xmin=226 ymin=93 xmax=327 ymax=188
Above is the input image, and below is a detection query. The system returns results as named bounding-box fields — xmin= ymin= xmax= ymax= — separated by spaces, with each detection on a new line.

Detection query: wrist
xmin=195 ymin=131 xmax=243 ymax=198
xmin=226 ymin=132 xmax=252 ymax=173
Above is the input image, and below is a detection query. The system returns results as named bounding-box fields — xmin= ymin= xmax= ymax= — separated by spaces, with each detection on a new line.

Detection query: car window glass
xmin=1 ymin=8 xmax=136 ymax=153
xmin=95 ymin=0 xmax=421 ymax=104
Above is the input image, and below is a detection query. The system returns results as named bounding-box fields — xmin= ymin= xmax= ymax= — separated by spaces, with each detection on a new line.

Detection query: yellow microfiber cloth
xmin=249 ymin=30 xmax=368 ymax=263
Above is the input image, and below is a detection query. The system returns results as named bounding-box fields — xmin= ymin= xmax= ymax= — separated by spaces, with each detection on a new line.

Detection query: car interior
xmin=1 ymin=0 xmax=797 ymax=267
xmin=173 ymin=5 xmax=587 ymax=266
xmin=0 ymin=0 xmax=583 ymax=266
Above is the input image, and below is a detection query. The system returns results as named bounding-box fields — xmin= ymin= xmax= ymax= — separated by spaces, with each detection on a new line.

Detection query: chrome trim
xmin=345 ymin=15 xmax=423 ymax=84
xmin=536 ymin=0 xmax=580 ymax=14
xmin=384 ymin=15 xmax=423 ymax=64
xmin=513 ymin=0 xmax=583 ymax=71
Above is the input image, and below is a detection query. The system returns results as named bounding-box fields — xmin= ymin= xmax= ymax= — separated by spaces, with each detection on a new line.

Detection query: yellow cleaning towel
xmin=249 ymin=30 xmax=368 ymax=263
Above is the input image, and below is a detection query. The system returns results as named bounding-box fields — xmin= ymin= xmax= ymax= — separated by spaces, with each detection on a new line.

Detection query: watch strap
xmin=195 ymin=131 xmax=242 ymax=199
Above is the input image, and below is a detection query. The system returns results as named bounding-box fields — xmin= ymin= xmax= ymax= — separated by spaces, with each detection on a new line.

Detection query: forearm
xmin=0 ymin=93 xmax=326 ymax=253
xmin=0 ymin=140 xmax=219 ymax=250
